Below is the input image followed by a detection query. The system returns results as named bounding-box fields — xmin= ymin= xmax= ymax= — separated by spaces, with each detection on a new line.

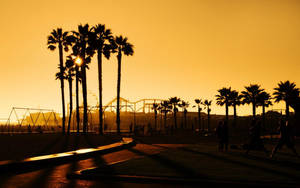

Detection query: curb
xmin=67 ymin=172 xmax=297 ymax=188
xmin=0 ymin=137 xmax=135 ymax=174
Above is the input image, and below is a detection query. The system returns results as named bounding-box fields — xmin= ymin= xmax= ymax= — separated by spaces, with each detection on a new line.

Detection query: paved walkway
xmin=0 ymin=144 xmax=176 ymax=188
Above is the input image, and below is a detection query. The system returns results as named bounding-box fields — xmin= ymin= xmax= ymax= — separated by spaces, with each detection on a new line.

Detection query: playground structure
xmin=3 ymin=107 xmax=59 ymax=133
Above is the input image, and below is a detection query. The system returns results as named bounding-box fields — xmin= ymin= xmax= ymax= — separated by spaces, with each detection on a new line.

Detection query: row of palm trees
xmin=152 ymin=80 xmax=299 ymax=132
xmin=47 ymin=24 xmax=134 ymax=134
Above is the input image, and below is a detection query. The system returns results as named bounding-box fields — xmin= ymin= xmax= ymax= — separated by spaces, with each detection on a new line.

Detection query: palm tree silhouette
xmin=194 ymin=99 xmax=202 ymax=130
xmin=216 ymin=87 xmax=231 ymax=121
xmin=203 ymin=99 xmax=212 ymax=131
xmin=47 ymin=28 xmax=72 ymax=134
xmin=273 ymin=81 xmax=299 ymax=119
xmin=65 ymin=56 xmax=76 ymax=134
xmin=152 ymin=103 xmax=159 ymax=131
xmin=241 ymin=84 xmax=264 ymax=119
xmin=229 ymin=90 xmax=242 ymax=126
xmin=158 ymin=101 xmax=172 ymax=131
xmin=111 ymin=35 xmax=134 ymax=134
xmin=71 ymin=24 xmax=95 ymax=133
xmin=169 ymin=97 xmax=181 ymax=130
xmin=179 ymin=100 xmax=189 ymax=129
xmin=90 ymin=24 xmax=113 ymax=135
xmin=257 ymin=91 xmax=272 ymax=127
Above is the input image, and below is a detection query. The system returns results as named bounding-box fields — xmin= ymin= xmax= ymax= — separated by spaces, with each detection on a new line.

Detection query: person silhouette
xmin=271 ymin=119 xmax=299 ymax=158
xmin=245 ymin=120 xmax=268 ymax=155
xmin=216 ymin=121 xmax=228 ymax=151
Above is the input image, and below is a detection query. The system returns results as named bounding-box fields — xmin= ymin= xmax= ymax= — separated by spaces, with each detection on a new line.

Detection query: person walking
xmin=245 ymin=120 xmax=268 ymax=155
xmin=271 ymin=119 xmax=299 ymax=158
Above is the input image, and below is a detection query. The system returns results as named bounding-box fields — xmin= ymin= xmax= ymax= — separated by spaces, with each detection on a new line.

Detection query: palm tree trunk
xmin=225 ymin=103 xmax=229 ymax=121
xmin=174 ymin=108 xmax=177 ymax=129
xmin=233 ymin=104 xmax=237 ymax=127
xmin=198 ymin=107 xmax=201 ymax=130
xmin=207 ymin=108 xmax=210 ymax=131
xmin=262 ymin=104 xmax=265 ymax=127
xmin=286 ymin=101 xmax=289 ymax=119
xmin=75 ymin=67 xmax=80 ymax=134
xmin=184 ymin=110 xmax=187 ymax=129
xmin=58 ymin=43 xmax=66 ymax=134
xmin=154 ymin=111 xmax=157 ymax=131
xmin=97 ymin=48 xmax=103 ymax=135
xmin=164 ymin=112 xmax=167 ymax=130
xmin=67 ymin=76 xmax=73 ymax=134
xmin=252 ymin=102 xmax=256 ymax=119
xmin=116 ymin=51 xmax=122 ymax=134
xmin=81 ymin=45 xmax=88 ymax=133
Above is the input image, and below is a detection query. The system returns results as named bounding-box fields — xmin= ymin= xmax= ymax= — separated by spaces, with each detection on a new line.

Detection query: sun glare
xmin=75 ymin=57 xmax=82 ymax=66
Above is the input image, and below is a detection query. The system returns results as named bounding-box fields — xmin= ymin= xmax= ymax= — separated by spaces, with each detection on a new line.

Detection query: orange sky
xmin=0 ymin=0 xmax=300 ymax=119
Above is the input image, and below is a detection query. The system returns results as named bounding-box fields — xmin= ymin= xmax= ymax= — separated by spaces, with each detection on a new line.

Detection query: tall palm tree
xmin=257 ymin=91 xmax=272 ymax=127
xmin=215 ymin=87 xmax=231 ymax=121
xmin=90 ymin=24 xmax=113 ymax=135
xmin=203 ymin=100 xmax=212 ymax=131
xmin=169 ymin=97 xmax=181 ymax=130
xmin=194 ymin=99 xmax=202 ymax=130
xmin=74 ymin=57 xmax=82 ymax=133
xmin=229 ymin=90 xmax=242 ymax=126
xmin=47 ymin=28 xmax=72 ymax=134
xmin=158 ymin=101 xmax=172 ymax=130
xmin=273 ymin=81 xmax=299 ymax=119
xmin=152 ymin=103 xmax=159 ymax=131
xmin=71 ymin=24 xmax=95 ymax=133
xmin=65 ymin=57 xmax=75 ymax=134
xmin=111 ymin=35 xmax=134 ymax=134
xmin=179 ymin=100 xmax=189 ymax=129
xmin=241 ymin=84 xmax=264 ymax=119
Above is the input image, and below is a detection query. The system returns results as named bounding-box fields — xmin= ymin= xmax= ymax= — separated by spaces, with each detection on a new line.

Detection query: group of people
xmin=216 ymin=118 xmax=299 ymax=158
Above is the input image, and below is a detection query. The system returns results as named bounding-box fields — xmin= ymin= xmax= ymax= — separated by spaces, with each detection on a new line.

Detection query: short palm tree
xmin=179 ymin=100 xmax=189 ymax=129
xmin=241 ymin=84 xmax=264 ymax=119
xmin=203 ymin=99 xmax=212 ymax=131
xmin=111 ymin=35 xmax=134 ymax=134
xmin=194 ymin=99 xmax=202 ymax=130
xmin=71 ymin=24 xmax=95 ymax=133
xmin=229 ymin=90 xmax=242 ymax=126
xmin=257 ymin=91 xmax=272 ymax=127
xmin=65 ymin=57 xmax=76 ymax=134
xmin=215 ymin=87 xmax=231 ymax=121
xmin=90 ymin=24 xmax=113 ymax=135
xmin=273 ymin=81 xmax=299 ymax=119
xmin=169 ymin=97 xmax=181 ymax=129
xmin=158 ymin=101 xmax=172 ymax=130
xmin=152 ymin=103 xmax=159 ymax=131
xmin=47 ymin=28 xmax=72 ymax=134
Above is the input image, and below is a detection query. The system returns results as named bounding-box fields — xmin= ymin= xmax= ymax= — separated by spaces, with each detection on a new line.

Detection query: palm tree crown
xmin=273 ymin=80 xmax=299 ymax=118
xmin=241 ymin=84 xmax=264 ymax=118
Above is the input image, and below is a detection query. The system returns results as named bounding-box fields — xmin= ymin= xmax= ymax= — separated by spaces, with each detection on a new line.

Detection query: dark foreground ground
xmin=0 ymin=133 xmax=300 ymax=187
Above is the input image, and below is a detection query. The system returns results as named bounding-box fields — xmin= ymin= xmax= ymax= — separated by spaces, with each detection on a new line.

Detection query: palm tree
xmin=158 ymin=101 xmax=172 ymax=130
xmin=111 ymin=35 xmax=134 ymax=134
xmin=273 ymin=81 xmax=299 ymax=119
xmin=47 ymin=28 xmax=72 ymax=134
xmin=65 ymin=57 xmax=75 ymax=134
xmin=257 ymin=91 xmax=272 ymax=127
xmin=241 ymin=84 xmax=264 ymax=119
xmin=179 ymin=100 xmax=189 ymax=129
xmin=152 ymin=103 xmax=159 ymax=131
xmin=74 ymin=57 xmax=82 ymax=133
xmin=90 ymin=24 xmax=113 ymax=135
xmin=215 ymin=87 xmax=231 ymax=121
xmin=203 ymin=99 xmax=212 ymax=131
xmin=194 ymin=99 xmax=202 ymax=130
xmin=71 ymin=24 xmax=95 ymax=133
xmin=229 ymin=90 xmax=242 ymax=126
xmin=169 ymin=97 xmax=181 ymax=130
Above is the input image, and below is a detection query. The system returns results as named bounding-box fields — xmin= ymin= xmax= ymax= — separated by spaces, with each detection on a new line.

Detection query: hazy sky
xmin=0 ymin=0 xmax=299 ymax=119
